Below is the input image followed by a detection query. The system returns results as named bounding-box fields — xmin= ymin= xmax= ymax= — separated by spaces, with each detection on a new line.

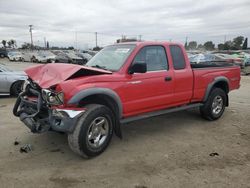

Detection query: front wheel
xmin=68 ymin=104 xmax=114 ymax=158
xmin=200 ymin=88 xmax=227 ymax=120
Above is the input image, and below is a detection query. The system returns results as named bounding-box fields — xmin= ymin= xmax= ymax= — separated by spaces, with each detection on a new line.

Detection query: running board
xmin=120 ymin=103 xmax=203 ymax=124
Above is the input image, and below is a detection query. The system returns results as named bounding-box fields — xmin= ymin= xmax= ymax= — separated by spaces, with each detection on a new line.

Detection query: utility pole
xmin=95 ymin=32 xmax=98 ymax=47
xmin=185 ymin=36 xmax=188 ymax=49
xmin=224 ymin=35 xmax=226 ymax=43
xmin=138 ymin=35 xmax=142 ymax=41
xmin=75 ymin=30 xmax=78 ymax=50
xmin=29 ymin=25 xmax=33 ymax=50
xmin=44 ymin=37 xmax=46 ymax=48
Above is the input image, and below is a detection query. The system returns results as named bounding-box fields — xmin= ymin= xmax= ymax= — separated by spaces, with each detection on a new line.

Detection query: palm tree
xmin=2 ymin=40 xmax=6 ymax=48
xmin=10 ymin=39 xmax=16 ymax=48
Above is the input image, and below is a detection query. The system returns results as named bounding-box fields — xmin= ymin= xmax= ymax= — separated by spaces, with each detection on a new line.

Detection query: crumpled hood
xmin=25 ymin=63 xmax=112 ymax=88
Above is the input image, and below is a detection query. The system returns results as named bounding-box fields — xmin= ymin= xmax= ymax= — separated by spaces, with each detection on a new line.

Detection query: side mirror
xmin=129 ymin=62 xmax=147 ymax=74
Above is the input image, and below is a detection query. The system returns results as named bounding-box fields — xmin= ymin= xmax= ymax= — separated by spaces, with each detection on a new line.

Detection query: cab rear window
xmin=170 ymin=45 xmax=186 ymax=70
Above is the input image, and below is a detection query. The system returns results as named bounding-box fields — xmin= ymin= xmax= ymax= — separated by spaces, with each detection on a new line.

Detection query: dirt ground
xmin=0 ymin=59 xmax=250 ymax=188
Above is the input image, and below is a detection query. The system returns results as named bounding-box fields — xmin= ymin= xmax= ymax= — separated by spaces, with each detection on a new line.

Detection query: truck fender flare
xmin=68 ymin=88 xmax=123 ymax=138
xmin=68 ymin=88 xmax=123 ymax=118
xmin=203 ymin=76 xmax=229 ymax=102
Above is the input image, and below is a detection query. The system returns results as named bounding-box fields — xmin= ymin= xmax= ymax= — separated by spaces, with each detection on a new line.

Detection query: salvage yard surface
xmin=0 ymin=59 xmax=250 ymax=188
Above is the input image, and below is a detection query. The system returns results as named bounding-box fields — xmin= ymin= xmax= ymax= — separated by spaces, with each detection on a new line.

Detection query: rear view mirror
xmin=129 ymin=62 xmax=147 ymax=74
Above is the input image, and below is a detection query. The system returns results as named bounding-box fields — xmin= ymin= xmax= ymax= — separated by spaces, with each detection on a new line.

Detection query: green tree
xmin=21 ymin=43 xmax=32 ymax=49
xmin=187 ymin=41 xmax=197 ymax=50
xmin=197 ymin=44 xmax=204 ymax=49
xmin=68 ymin=46 xmax=74 ymax=50
xmin=1 ymin=40 xmax=6 ymax=48
xmin=232 ymin=36 xmax=244 ymax=50
xmin=203 ymin=41 xmax=215 ymax=50
xmin=223 ymin=41 xmax=233 ymax=50
xmin=7 ymin=39 xmax=16 ymax=48
xmin=242 ymin=38 xmax=248 ymax=50
xmin=10 ymin=39 xmax=16 ymax=48
xmin=7 ymin=40 xmax=12 ymax=48
xmin=218 ymin=43 xmax=224 ymax=50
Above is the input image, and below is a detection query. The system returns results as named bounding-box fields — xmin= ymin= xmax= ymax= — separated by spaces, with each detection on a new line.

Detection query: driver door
xmin=120 ymin=45 xmax=174 ymax=117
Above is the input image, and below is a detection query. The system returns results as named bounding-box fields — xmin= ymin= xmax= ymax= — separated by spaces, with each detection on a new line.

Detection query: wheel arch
xmin=203 ymin=76 xmax=229 ymax=106
xmin=67 ymin=88 xmax=123 ymax=138
xmin=68 ymin=88 xmax=123 ymax=118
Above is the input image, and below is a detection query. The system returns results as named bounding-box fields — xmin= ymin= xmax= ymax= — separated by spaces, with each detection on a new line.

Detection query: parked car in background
xmin=76 ymin=52 xmax=92 ymax=64
xmin=0 ymin=48 xmax=8 ymax=58
xmin=0 ymin=64 xmax=27 ymax=96
xmin=63 ymin=51 xmax=83 ymax=64
xmin=82 ymin=50 xmax=98 ymax=56
xmin=19 ymin=51 xmax=36 ymax=62
xmin=31 ymin=51 xmax=56 ymax=63
xmin=53 ymin=51 xmax=71 ymax=63
xmin=215 ymin=53 xmax=244 ymax=68
xmin=242 ymin=53 xmax=250 ymax=75
xmin=189 ymin=53 xmax=225 ymax=64
xmin=8 ymin=51 xmax=23 ymax=61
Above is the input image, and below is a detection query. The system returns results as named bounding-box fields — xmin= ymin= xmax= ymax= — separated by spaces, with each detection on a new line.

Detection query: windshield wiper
xmin=91 ymin=65 xmax=109 ymax=71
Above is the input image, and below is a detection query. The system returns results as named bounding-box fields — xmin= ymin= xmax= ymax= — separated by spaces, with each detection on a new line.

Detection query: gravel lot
xmin=0 ymin=59 xmax=250 ymax=188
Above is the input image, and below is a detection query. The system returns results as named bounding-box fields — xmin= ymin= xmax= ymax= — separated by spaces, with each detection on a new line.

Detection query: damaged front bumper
xmin=13 ymin=87 xmax=85 ymax=133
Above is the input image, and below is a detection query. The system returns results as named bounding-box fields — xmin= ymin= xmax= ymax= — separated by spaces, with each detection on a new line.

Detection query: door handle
xmin=165 ymin=76 xmax=172 ymax=81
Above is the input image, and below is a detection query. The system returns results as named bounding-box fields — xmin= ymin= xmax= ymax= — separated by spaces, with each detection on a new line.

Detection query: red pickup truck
xmin=13 ymin=42 xmax=241 ymax=158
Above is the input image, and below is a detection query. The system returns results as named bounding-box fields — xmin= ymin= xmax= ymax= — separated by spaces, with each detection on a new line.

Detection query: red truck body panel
xmin=191 ymin=67 xmax=240 ymax=102
xmin=24 ymin=42 xmax=241 ymax=118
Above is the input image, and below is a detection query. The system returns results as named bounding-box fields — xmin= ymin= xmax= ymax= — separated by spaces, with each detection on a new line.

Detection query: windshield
xmin=86 ymin=44 xmax=135 ymax=71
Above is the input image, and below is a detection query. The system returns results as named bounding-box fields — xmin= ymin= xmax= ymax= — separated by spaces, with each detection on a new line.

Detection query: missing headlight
xmin=42 ymin=89 xmax=64 ymax=105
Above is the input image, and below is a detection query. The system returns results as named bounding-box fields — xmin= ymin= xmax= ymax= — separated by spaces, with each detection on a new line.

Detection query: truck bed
xmin=191 ymin=65 xmax=241 ymax=102
xmin=190 ymin=61 xmax=234 ymax=69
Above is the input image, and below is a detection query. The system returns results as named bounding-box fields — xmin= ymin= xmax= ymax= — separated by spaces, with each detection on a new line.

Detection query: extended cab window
xmin=170 ymin=45 xmax=186 ymax=70
xmin=133 ymin=46 xmax=168 ymax=71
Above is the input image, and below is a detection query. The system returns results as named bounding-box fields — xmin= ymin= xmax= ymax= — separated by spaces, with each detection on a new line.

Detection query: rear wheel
xmin=200 ymin=88 xmax=227 ymax=120
xmin=68 ymin=104 xmax=114 ymax=158
xmin=10 ymin=81 xmax=24 ymax=96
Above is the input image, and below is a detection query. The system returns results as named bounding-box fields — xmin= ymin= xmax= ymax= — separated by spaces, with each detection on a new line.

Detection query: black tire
xmin=200 ymin=88 xmax=227 ymax=120
xmin=68 ymin=104 xmax=114 ymax=158
xmin=10 ymin=81 xmax=24 ymax=96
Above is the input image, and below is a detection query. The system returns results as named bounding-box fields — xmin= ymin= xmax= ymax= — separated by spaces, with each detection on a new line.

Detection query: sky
xmin=0 ymin=0 xmax=250 ymax=49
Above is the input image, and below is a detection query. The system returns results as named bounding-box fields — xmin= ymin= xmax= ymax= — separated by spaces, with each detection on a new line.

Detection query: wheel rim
xmin=87 ymin=116 xmax=109 ymax=149
xmin=212 ymin=95 xmax=223 ymax=115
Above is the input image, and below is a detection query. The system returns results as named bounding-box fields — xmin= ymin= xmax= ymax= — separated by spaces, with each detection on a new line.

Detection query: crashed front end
xmin=13 ymin=79 xmax=85 ymax=133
